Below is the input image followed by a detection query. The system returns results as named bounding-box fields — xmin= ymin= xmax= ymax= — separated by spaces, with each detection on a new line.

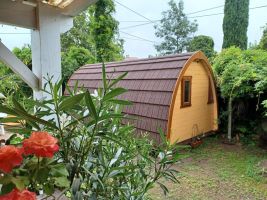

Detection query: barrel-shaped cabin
xmin=68 ymin=51 xmax=218 ymax=144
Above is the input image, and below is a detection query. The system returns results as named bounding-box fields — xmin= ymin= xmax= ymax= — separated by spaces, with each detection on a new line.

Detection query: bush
xmin=0 ymin=66 xmax=180 ymax=199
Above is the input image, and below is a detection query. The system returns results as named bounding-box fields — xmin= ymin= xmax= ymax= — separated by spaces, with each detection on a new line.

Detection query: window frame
xmin=181 ymin=76 xmax=192 ymax=108
xmin=207 ymin=78 xmax=214 ymax=104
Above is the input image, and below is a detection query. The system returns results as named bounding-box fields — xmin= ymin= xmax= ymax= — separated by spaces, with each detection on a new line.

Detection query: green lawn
xmin=149 ymin=137 xmax=267 ymax=200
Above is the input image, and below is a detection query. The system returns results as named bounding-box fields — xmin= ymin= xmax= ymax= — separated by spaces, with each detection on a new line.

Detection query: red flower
xmin=23 ymin=131 xmax=59 ymax=158
xmin=0 ymin=189 xmax=36 ymax=200
xmin=0 ymin=145 xmax=23 ymax=173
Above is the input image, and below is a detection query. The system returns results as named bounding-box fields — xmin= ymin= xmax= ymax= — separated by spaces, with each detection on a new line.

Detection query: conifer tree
xmin=222 ymin=0 xmax=250 ymax=49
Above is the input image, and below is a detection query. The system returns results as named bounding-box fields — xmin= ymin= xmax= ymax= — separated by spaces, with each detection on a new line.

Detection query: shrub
xmin=0 ymin=66 xmax=180 ymax=199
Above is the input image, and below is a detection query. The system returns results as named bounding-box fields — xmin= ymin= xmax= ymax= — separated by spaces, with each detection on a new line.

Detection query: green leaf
xmin=73 ymin=192 xmax=83 ymax=200
xmin=12 ymin=97 xmax=26 ymax=113
xmin=109 ymin=99 xmax=133 ymax=105
xmin=71 ymin=178 xmax=81 ymax=194
xmin=54 ymin=177 xmax=70 ymax=188
xmin=85 ymin=91 xmax=97 ymax=119
xmin=108 ymin=72 xmax=128 ymax=89
xmin=36 ymin=168 xmax=50 ymax=182
xmin=50 ymin=164 xmax=69 ymax=177
xmin=103 ymin=88 xmax=128 ymax=102
xmin=102 ymin=63 xmax=107 ymax=90
xmin=0 ymin=105 xmax=18 ymax=116
xmin=158 ymin=182 xmax=169 ymax=196
xmin=0 ymin=117 xmax=22 ymax=124
xmin=9 ymin=134 xmax=23 ymax=145
xmin=11 ymin=108 xmax=57 ymax=130
xmin=11 ymin=177 xmax=29 ymax=190
xmin=0 ymin=183 xmax=15 ymax=195
xmin=0 ymin=175 xmax=12 ymax=185
xmin=43 ymin=183 xmax=55 ymax=196
xmin=59 ymin=93 xmax=85 ymax=110
xmin=109 ymin=147 xmax=123 ymax=167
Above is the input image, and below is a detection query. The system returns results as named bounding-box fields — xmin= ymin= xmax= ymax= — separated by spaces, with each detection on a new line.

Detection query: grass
xmin=149 ymin=136 xmax=267 ymax=200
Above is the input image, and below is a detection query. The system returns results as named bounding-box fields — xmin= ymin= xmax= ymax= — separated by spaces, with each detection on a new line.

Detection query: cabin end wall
xmin=169 ymin=61 xmax=218 ymax=144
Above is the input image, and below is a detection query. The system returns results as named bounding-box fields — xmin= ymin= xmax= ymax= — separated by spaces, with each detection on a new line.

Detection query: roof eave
xmin=61 ymin=0 xmax=98 ymax=16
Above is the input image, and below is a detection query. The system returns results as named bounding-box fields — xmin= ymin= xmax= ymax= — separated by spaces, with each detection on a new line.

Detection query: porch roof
xmin=0 ymin=0 xmax=96 ymax=29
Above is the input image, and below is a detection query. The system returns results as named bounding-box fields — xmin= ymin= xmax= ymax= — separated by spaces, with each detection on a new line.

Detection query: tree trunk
xmin=227 ymin=98 xmax=233 ymax=141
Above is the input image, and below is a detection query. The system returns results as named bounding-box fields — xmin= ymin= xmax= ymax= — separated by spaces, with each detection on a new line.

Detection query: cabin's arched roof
xmin=68 ymin=52 xmax=208 ymax=142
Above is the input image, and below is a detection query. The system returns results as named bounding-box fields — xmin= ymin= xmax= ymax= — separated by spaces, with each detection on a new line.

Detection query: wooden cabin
xmin=68 ymin=51 xmax=218 ymax=144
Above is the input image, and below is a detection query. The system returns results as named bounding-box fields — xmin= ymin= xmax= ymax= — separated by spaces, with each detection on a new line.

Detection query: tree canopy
xmin=222 ymin=0 xmax=249 ymax=49
xmin=154 ymin=0 xmax=198 ymax=55
xmin=187 ymin=35 xmax=215 ymax=58
xmin=62 ymin=46 xmax=95 ymax=87
xmin=212 ymin=47 xmax=267 ymax=140
xmin=61 ymin=0 xmax=124 ymax=62
xmin=90 ymin=0 xmax=124 ymax=62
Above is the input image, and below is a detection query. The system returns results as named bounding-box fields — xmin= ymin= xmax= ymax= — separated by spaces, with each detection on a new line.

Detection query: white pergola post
xmin=0 ymin=0 xmax=95 ymax=100
xmin=31 ymin=3 xmax=73 ymax=100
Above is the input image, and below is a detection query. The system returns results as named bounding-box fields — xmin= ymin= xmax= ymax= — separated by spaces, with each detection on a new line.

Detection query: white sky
xmin=0 ymin=0 xmax=266 ymax=58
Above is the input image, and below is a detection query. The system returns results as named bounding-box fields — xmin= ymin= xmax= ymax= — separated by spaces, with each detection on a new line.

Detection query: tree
xmin=259 ymin=25 xmax=267 ymax=50
xmin=0 ymin=46 xmax=33 ymax=105
xmin=61 ymin=12 xmax=95 ymax=53
xmin=90 ymin=0 xmax=124 ymax=62
xmin=13 ymin=45 xmax=32 ymax=70
xmin=187 ymin=35 xmax=215 ymax=58
xmin=154 ymin=0 xmax=198 ymax=55
xmin=222 ymin=0 xmax=249 ymax=49
xmin=213 ymin=47 xmax=267 ymax=141
xmin=61 ymin=0 xmax=124 ymax=62
xmin=62 ymin=46 xmax=95 ymax=87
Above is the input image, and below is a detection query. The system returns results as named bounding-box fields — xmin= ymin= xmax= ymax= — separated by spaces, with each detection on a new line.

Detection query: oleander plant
xmin=0 ymin=65 xmax=180 ymax=200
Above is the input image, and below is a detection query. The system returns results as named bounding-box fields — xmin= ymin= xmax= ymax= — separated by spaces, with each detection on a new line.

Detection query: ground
xmin=149 ymin=137 xmax=267 ymax=200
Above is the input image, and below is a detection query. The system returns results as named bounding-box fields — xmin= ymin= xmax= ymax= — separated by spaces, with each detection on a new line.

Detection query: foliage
xmin=0 ymin=45 xmax=33 ymax=106
xmin=0 ymin=66 xmax=180 ymax=199
xmin=61 ymin=12 xmax=95 ymax=53
xmin=0 ymin=62 xmax=20 ymax=104
xmin=61 ymin=0 xmax=124 ymax=62
xmin=263 ymin=100 xmax=267 ymax=116
xmin=213 ymin=49 xmax=256 ymax=99
xmin=154 ymin=0 xmax=198 ymax=55
xmin=62 ymin=46 xmax=95 ymax=87
xmin=0 ymin=132 xmax=69 ymax=197
xmin=187 ymin=35 xmax=215 ymax=58
xmin=212 ymin=47 xmax=267 ymax=140
xmin=259 ymin=25 xmax=267 ymax=50
xmin=90 ymin=0 xmax=124 ymax=62
xmin=12 ymin=45 xmax=32 ymax=70
xmin=222 ymin=0 xmax=249 ymax=49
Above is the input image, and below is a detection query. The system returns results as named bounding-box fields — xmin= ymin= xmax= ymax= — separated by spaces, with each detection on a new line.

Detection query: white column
xmin=31 ymin=3 xmax=73 ymax=100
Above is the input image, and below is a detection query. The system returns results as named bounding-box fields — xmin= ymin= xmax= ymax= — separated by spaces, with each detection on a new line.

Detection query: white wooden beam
xmin=62 ymin=0 xmax=97 ymax=16
xmin=0 ymin=0 xmax=37 ymax=29
xmin=0 ymin=41 xmax=39 ymax=90
xmin=31 ymin=3 xmax=73 ymax=100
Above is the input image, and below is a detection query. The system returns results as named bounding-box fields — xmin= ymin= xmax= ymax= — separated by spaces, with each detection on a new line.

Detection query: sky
xmin=0 ymin=0 xmax=266 ymax=58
